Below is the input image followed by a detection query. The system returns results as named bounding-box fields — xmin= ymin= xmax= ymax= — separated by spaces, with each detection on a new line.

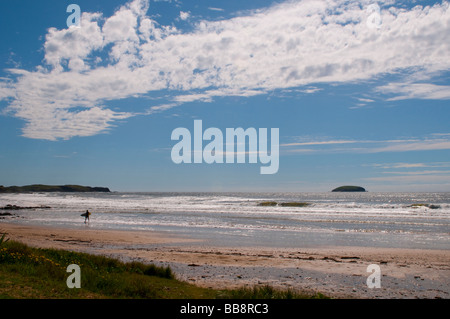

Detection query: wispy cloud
xmin=208 ymin=7 xmax=224 ymax=12
xmin=365 ymin=174 xmax=450 ymax=183
xmin=362 ymin=160 xmax=450 ymax=187
xmin=381 ymin=170 xmax=450 ymax=175
xmin=370 ymin=140 xmax=450 ymax=153
xmin=368 ymin=162 xmax=450 ymax=169
xmin=376 ymin=82 xmax=450 ymax=101
xmin=282 ymin=134 xmax=450 ymax=154
xmin=53 ymin=152 xmax=78 ymax=159
xmin=1 ymin=0 xmax=449 ymax=140
xmin=281 ymin=140 xmax=358 ymax=147
xmin=357 ymin=98 xmax=375 ymax=103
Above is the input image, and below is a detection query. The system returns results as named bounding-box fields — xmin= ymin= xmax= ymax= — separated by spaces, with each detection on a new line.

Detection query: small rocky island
xmin=332 ymin=186 xmax=366 ymax=192
xmin=0 ymin=184 xmax=110 ymax=193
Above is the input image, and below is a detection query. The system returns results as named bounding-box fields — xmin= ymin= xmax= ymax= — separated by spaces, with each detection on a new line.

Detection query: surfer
xmin=81 ymin=210 xmax=91 ymax=224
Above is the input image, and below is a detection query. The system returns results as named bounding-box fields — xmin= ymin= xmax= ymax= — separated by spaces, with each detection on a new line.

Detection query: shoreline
xmin=1 ymin=222 xmax=449 ymax=299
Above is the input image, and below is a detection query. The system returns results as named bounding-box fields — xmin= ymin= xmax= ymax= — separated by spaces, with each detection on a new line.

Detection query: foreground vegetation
xmin=0 ymin=237 xmax=327 ymax=299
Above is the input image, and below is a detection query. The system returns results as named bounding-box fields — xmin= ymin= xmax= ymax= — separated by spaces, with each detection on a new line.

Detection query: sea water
xmin=1 ymin=192 xmax=449 ymax=249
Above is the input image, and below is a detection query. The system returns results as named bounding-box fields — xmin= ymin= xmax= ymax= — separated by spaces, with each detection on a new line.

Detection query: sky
xmin=0 ymin=0 xmax=449 ymax=192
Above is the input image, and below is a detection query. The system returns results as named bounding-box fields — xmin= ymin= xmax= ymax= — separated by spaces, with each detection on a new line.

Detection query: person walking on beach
xmin=81 ymin=210 xmax=91 ymax=224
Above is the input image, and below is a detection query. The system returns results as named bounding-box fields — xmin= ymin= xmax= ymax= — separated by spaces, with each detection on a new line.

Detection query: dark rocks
xmin=409 ymin=203 xmax=440 ymax=209
xmin=0 ymin=212 xmax=13 ymax=216
xmin=258 ymin=201 xmax=311 ymax=207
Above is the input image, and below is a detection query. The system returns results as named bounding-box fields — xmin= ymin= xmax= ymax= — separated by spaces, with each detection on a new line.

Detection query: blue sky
xmin=0 ymin=0 xmax=449 ymax=192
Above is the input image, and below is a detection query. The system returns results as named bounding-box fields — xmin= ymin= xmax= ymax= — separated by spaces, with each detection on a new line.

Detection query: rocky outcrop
xmin=332 ymin=186 xmax=366 ymax=192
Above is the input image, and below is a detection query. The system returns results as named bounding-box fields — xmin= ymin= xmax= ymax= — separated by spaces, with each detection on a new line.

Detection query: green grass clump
xmin=280 ymin=202 xmax=310 ymax=207
xmin=0 ymin=240 xmax=210 ymax=299
xmin=409 ymin=203 xmax=440 ymax=209
xmin=258 ymin=201 xmax=278 ymax=206
xmin=0 ymin=233 xmax=9 ymax=246
xmin=0 ymin=239 xmax=328 ymax=299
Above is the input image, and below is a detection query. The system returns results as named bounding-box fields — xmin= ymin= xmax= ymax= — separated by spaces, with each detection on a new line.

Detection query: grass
xmin=0 ymin=239 xmax=327 ymax=299
xmin=409 ymin=203 xmax=440 ymax=209
xmin=279 ymin=202 xmax=310 ymax=207
xmin=258 ymin=201 xmax=311 ymax=207
xmin=0 ymin=233 xmax=9 ymax=245
xmin=258 ymin=201 xmax=278 ymax=206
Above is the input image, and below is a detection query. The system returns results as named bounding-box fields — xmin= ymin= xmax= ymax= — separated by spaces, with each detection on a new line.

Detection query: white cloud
xmin=0 ymin=80 xmax=15 ymax=101
xmin=369 ymin=162 xmax=450 ymax=169
xmin=179 ymin=11 xmax=190 ymax=21
xmin=369 ymin=139 xmax=450 ymax=153
xmin=357 ymin=98 xmax=375 ymax=103
xmin=364 ymin=162 xmax=450 ymax=185
xmin=20 ymin=106 xmax=133 ymax=141
xmin=208 ymin=7 xmax=224 ymax=12
xmin=376 ymin=82 xmax=450 ymax=101
xmin=1 ymin=0 xmax=449 ymax=140
xmin=366 ymin=174 xmax=450 ymax=183
xmin=146 ymin=103 xmax=178 ymax=114
xmin=281 ymin=140 xmax=358 ymax=147
xmin=44 ymin=12 xmax=104 ymax=70
xmin=282 ymin=135 xmax=450 ymax=154
xmin=381 ymin=170 xmax=450 ymax=175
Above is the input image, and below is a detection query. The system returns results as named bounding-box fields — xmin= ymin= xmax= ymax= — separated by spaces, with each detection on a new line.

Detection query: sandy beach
xmin=1 ymin=222 xmax=449 ymax=299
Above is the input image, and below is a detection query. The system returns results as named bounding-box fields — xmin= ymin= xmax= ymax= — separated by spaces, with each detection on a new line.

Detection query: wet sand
xmin=1 ymin=222 xmax=449 ymax=299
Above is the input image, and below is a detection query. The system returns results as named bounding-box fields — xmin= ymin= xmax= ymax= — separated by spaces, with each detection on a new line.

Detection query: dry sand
xmin=1 ymin=222 xmax=449 ymax=299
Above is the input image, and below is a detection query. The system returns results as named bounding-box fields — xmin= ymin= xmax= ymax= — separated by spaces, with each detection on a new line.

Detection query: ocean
xmin=1 ymin=192 xmax=449 ymax=250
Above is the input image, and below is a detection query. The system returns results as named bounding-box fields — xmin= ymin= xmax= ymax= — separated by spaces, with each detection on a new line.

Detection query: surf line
xmin=171 ymin=120 xmax=279 ymax=174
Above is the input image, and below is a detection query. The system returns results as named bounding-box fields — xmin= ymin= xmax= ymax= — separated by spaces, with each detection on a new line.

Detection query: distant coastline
xmin=0 ymin=184 xmax=110 ymax=193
